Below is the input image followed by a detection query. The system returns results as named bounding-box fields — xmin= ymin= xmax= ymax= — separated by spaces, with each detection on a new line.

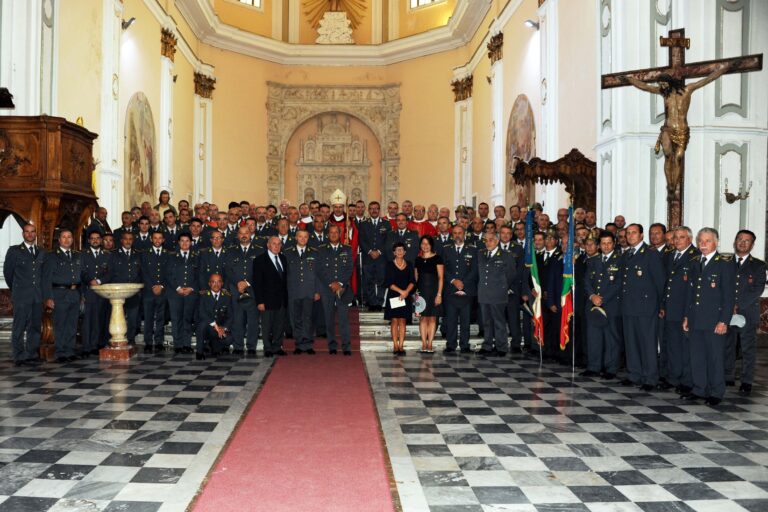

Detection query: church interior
xmin=0 ymin=0 xmax=767 ymax=511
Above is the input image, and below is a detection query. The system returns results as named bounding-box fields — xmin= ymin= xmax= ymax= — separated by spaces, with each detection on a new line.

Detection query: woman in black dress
xmin=415 ymin=236 xmax=444 ymax=353
xmin=384 ymin=242 xmax=415 ymax=356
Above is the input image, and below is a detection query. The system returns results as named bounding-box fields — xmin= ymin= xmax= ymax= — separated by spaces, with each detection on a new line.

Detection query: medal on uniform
xmin=637 ymin=270 xmax=642 ymax=277
xmin=711 ymin=281 xmax=716 ymax=288
xmin=748 ymin=275 xmax=753 ymax=284
xmin=609 ymin=275 xmax=614 ymax=281
xmin=683 ymin=274 xmax=688 ymax=282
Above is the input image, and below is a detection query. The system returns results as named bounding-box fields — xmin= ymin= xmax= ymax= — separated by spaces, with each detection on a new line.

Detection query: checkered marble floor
xmin=0 ymin=346 xmax=271 ymax=512
xmin=364 ymin=350 xmax=768 ymax=512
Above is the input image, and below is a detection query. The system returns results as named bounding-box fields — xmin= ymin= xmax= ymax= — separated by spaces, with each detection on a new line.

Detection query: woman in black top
xmin=415 ymin=236 xmax=444 ymax=353
xmin=384 ymin=242 xmax=415 ymax=356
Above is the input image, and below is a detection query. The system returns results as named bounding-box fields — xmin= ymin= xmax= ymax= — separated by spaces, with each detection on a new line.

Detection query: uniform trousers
xmin=725 ymin=321 xmax=758 ymax=385
xmin=232 ymin=297 xmax=259 ymax=350
xmin=197 ymin=325 xmax=233 ymax=355
xmin=82 ymin=289 xmax=108 ymax=352
xmin=124 ymin=295 xmax=141 ymax=344
xmin=52 ymin=289 xmax=79 ymax=359
xmin=320 ymin=291 xmax=350 ymax=351
xmin=261 ymin=307 xmax=286 ymax=354
xmin=11 ymin=300 xmax=42 ymax=362
xmin=480 ymin=303 xmax=508 ymax=353
xmin=168 ymin=292 xmax=198 ymax=348
xmin=444 ymin=295 xmax=471 ymax=350
xmin=664 ymin=320 xmax=691 ymax=388
xmin=505 ymin=297 xmax=520 ymax=348
xmin=362 ymin=258 xmax=386 ymax=307
xmin=623 ymin=315 xmax=659 ymax=386
xmin=587 ymin=316 xmax=621 ymax=374
xmin=290 ymin=297 xmax=315 ymax=351
xmin=142 ymin=292 xmax=167 ymax=347
xmin=690 ymin=328 xmax=727 ymax=399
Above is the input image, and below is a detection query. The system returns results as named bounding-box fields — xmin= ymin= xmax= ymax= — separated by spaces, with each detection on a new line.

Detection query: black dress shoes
xmin=601 ymin=372 xmax=616 ymax=380
xmin=343 ymin=350 xmax=352 ymax=356
xmin=232 ymin=349 xmax=244 ymax=356
xmin=640 ymin=384 xmax=655 ymax=392
xmin=196 ymin=353 xmax=205 ymax=361
xmin=144 ymin=345 xmax=155 ymax=354
xmin=726 ymin=380 xmax=736 ymax=387
xmin=705 ymin=396 xmax=722 ymax=406
xmin=476 ymin=348 xmax=496 ymax=356
xmin=620 ymin=379 xmax=634 ymax=386
xmin=293 ymin=349 xmax=304 ymax=355
xmin=174 ymin=347 xmax=183 ymax=354
xmin=329 ymin=349 xmax=338 ymax=355
xmin=275 ymin=349 xmax=287 ymax=356
xmin=681 ymin=392 xmax=704 ymax=402
xmin=460 ymin=347 xmax=472 ymax=354
xmin=306 ymin=349 xmax=316 ymax=355
xmin=182 ymin=347 xmax=193 ymax=354
xmin=264 ymin=351 xmax=274 ymax=357
xmin=442 ymin=347 xmax=456 ymax=354
xmin=580 ymin=370 xmax=599 ymax=377
xmin=738 ymin=383 xmax=752 ymax=396
xmin=494 ymin=351 xmax=507 ymax=358
xmin=247 ymin=349 xmax=257 ymax=356
xmin=55 ymin=357 xmax=69 ymax=364
xmin=657 ymin=379 xmax=673 ymax=390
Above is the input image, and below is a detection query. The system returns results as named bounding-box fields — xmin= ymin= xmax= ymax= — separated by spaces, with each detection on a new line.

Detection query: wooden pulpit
xmin=0 ymin=115 xmax=99 ymax=359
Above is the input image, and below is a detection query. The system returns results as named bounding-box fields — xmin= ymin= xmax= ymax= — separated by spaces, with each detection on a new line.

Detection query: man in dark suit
xmin=81 ymin=227 xmax=110 ymax=356
xmin=107 ymin=232 xmax=143 ymax=345
xmin=285 ymin=230 xmax=321 ymax=354
xmin=141 ymin=231 xmax=170 ymax=353
xmin=583 ymin=231 xmax=622 ymax=378
xmin=318 ymin=225 xmax=354 ymax=355
xmin=308 ymin=215 xmax=328 ymax=249
xmin=660 ymin=226 xmax=699 ymax=393
xmin=224 ymin=227 xmax=263 ymax=356
xmin=196 ymin=273 xmax=234 ymax=360
xmin=621 ymin=223 xmax=665 ymax=391
xmin=442 ymin=225 xmax=478 ymax=354
xmin=385 ymin=214 xmax=419 ymax=264
xmin=683 ymin=228 xmax=736 ymax=405
xmin=4 ymin=223 xmax=47 ymax=366
xmin=254 ymin=236 xmax=289 ymax=356
xmin=726 ymin=229 xmax=766 ymax=396
xmin=188 ymin=218 xmax=210 ymax=251
xmin=358 ymin=201 xmax=390 ymax=311
xmin=477 ymin=234 xmax=519 ymax=357
xmin=43 ymin=229 xmax=82 ymax=363
xmin=167 ymin=233 xmax=199 ymax=354
xmin=113 ymin=211 xmax=136 ymax=241
xmin=161 ymin=210 xmax=181 ymax=252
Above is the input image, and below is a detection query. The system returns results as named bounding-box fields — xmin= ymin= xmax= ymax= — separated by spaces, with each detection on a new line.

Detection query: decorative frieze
xmin=451 ymin=75 xmax=473 ymax=102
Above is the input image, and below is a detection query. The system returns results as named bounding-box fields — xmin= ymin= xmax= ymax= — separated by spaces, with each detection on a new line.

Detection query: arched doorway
xmin=284 ymin=112 xmax=382 ymax=205
xmin=266 ymin=82 xmax=401 ymax=205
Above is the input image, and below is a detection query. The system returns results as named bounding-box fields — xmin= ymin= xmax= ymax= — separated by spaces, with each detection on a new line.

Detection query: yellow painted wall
xmin=399 ymin=0 xmax=457 ymax=39
xmin=557 ymin=0 xmax=597 ymax=159
xmin=57 ymin=0 xmax=103 ymax=149
xmin=214 ymin=0 xmax=274 ymax=39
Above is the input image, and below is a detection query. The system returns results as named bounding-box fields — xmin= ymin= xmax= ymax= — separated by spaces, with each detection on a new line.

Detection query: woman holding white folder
xmin=384 ymin=242 xmax=415 ymax=355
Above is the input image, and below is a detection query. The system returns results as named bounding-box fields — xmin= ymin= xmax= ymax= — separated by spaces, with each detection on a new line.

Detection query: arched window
xmin=409 ymin=0 xmax=445 ymax=9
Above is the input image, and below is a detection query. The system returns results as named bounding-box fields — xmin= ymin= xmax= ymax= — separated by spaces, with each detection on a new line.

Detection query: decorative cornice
xmin=451 ymin=75 xmax=473 ymax=102
xmin=176 ymin=0 xmax=493 ymax=66
xmin=194 ymin=73 xmax=216 ymax=99
xmin=487 ymin=32 xmax=503 ymax=64
xmin=160 ymin=27 xmax=178 ymax=61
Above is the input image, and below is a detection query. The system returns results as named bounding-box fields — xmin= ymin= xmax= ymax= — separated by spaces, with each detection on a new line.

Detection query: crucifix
xmin=602 ymin=29 xmax=762 ymax=228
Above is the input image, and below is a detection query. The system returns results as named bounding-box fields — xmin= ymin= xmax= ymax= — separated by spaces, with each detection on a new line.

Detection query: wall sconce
xmin=121 ymin=17 xmax=136 ymax=30
xmin=724 ymin=178 xmax=752 ymax=204
xmin=524 ymin=19 xmax=539 ymax=30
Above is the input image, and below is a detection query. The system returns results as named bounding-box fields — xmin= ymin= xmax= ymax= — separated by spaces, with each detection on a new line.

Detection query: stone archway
xmin=266 ymin=82 xmax=401 ymax=205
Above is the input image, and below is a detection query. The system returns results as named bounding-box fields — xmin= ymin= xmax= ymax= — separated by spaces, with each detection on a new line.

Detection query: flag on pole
xmin=524 ymin=209 xmax=544 ymax=346
xmin=559 ymin=205 xmax=575 ymax=350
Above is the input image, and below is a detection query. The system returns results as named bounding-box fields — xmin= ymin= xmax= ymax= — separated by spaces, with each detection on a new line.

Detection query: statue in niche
xmin=304 ymin=188 xmax=315 ymax=203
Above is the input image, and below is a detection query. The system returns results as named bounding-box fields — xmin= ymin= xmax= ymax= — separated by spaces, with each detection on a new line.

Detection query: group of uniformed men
xmin=3 ymin=197 xmax=764 ymax=405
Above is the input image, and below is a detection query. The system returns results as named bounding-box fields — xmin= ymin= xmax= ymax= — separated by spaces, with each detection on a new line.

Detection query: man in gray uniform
xmin=725 ymin=229 xmax=766 ymax=396
xmin=660 ymin=226 xmax=699 ymax=394
xmin=224 ymin=227 xmax=263 ymax=356
xmin=682 ymin=228 xmax=735 ymax=406
xmin=141 ymin=231 xmax=170 ymax=353
xmin=318 ymin=225 xmax=354 ymax=355
xmin=196 ymin=273 xmax=234 ymax=360
xmin=81 ymin=228 xmax=111 ymax=356
xmin=358 ymin=201 xmax=390 ymax=311
xmin=477 ymin=233 xmax=518 ymax=357
xmin=620 ymin=223 xmax=665 ymax=391
xmin=43 ymin=228 xmax=82 ymax=363
xmin=583 ymin=231 xmax=622 ymax=378
xmin=285 ymin=229 xmax=321 ymax=354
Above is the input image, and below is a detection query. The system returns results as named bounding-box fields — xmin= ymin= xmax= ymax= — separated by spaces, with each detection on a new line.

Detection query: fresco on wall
xmin=506 ymin=94 xmax=536 ymax=208
xmin=124 ymin=92 xmax=156 ymax=209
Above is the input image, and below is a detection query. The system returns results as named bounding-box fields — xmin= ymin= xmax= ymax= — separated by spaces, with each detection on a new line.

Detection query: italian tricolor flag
xmin=559 ymin=206 xmax=575 ymax=350
xmin=524 ymin=209 xmax=544 ymax=346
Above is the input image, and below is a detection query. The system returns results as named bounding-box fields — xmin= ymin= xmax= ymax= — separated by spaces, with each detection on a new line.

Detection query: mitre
xmin=330 ymin=189 xmax=347 ymax=206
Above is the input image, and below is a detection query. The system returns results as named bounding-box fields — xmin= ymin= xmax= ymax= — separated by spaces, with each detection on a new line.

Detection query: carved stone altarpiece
xmin=267 ymin=82 xmax=401 ymax=205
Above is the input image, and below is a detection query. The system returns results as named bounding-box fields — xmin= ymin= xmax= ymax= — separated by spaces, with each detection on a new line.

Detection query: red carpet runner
xmin=192 ymin=309 xmax=394 ymax=512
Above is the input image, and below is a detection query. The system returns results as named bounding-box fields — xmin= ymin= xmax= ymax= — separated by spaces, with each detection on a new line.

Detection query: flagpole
xmin=571 ymin=196 xmax=576 ymax=376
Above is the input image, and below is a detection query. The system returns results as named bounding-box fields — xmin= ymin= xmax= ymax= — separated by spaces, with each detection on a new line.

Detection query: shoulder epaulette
xmin=719 ymin=254 xmax=732 ymax=261
xmin=206 ymin=290 xmax=212 ymax=296
xmin=691 ymin=254 xmax=702 ymax=262
xmin=222 ymin=289 xmax=231 ymax=296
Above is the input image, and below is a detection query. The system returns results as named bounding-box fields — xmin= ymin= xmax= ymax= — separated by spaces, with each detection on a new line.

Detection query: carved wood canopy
xmin=0 ymin=116 xmax=98 ymax=249
xmin=267 ymin=82 xmax=401 ymax=205
xmin=513 ymin=148 xmax=596 ymax=212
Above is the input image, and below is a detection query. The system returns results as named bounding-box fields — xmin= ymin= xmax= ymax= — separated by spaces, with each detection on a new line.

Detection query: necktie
xmin=674 ymin=252 xmax=681 ymax=264
xmin=125 ymin=250 xmax=130 ymax=258
xmin=701 ymin=257 xmax=707 ymax=271
xmin=156 ymin=249 xmax=161 ymax=256
xmin=65 ymin=250 xmax=71 ymax=261
xmin=299 ymin=248 xmax=304 ymax=258
xmin=373 ymin=219 xmax=377 ymax=227
xmin=274 ymin=254 xmax=283 ymax=274
xmin=603 ymin=256 xmax=607 ymax=264
xmin=29 ymin=246 xmax=35 ymax=257
xmin=183 ymin=252 xmax=187 ymax=262
xmin=215 ymin=251 xmax=220 ymax=258
xmin=214 ymin=293 xmax=219 ymax=302
xmin=400 ymin=231 xmax=405 ymax=237
xmin=243 ymin=246 xmax=247 ymax=255
xmin=457 ymin=246 xmax=461 ymax=256
xmin=738 ymin=256 xmax=743 ymax=267
xmin=544 ymin=252 xmax=549 ymax=262
xmin=318 ymin=235 xmax=323 ymax=242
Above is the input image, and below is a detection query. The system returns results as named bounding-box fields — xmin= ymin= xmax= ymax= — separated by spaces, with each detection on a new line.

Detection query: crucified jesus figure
xmin=625 ymin=62 xmax=733 ymax=209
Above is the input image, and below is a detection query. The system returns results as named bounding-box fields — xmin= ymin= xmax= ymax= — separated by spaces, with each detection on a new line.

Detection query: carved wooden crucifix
xmin=601 ymin=28 xmax=762 ymax=228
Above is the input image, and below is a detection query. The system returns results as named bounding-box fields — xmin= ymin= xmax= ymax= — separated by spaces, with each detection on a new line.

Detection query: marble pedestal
xmin=92 ymin=283 xmax=143 ymax=361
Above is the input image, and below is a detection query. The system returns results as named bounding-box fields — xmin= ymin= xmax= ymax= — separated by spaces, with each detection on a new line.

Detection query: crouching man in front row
xmin=196 ymin=273 xmax=234 ymax=360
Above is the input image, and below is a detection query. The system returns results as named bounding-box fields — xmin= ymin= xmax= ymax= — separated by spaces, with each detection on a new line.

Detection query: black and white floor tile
xmin=365 ymin=349 xmax=768 ymax=512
